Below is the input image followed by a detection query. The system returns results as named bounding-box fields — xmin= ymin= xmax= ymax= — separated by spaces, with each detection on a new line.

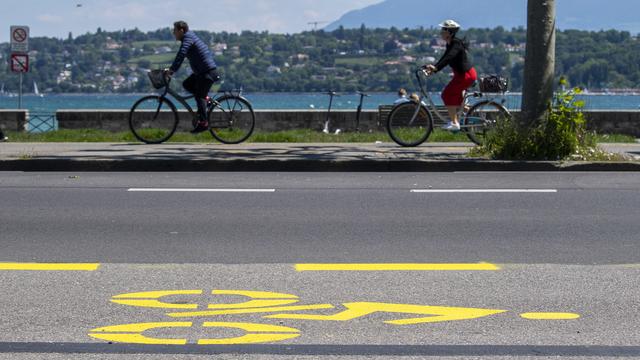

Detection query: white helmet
xmin=439 ymin=19 xmax=461 ymax=30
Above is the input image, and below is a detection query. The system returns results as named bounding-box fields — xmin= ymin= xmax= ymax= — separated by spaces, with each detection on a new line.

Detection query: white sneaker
xmin=442 ymin=122 xmax=461 ymax=131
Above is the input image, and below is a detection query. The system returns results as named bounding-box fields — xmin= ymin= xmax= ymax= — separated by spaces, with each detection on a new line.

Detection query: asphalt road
xmin=1 ymin=172 xmax=639 ymax=359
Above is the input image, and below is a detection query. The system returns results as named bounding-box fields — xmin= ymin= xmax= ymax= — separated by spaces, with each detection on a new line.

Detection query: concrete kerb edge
xmin=1 ymin=159 xmax=639 ymax=172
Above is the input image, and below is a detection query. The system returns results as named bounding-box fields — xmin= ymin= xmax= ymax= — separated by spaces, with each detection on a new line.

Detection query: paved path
xmin=0 ymin=142 xmax=639 ymax=172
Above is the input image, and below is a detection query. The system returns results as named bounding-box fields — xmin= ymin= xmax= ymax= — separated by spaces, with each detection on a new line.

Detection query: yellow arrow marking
xmin=266 ymin=302 xmax=507 ymax=325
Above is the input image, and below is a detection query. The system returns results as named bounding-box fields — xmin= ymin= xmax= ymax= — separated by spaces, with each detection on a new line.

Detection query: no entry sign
xmin=10 ymin=26 xmax=30 ymax=53
xmin=11 ymin=53 xmax=29 ymax=73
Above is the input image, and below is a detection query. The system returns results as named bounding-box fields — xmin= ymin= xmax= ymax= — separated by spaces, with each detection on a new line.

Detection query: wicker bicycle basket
xmin=148 ymin=70 xmax=168 ymax=89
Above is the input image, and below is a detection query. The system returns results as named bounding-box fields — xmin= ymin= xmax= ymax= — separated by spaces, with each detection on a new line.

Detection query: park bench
xmin=378 ymin=104 xmax=450 ymax=127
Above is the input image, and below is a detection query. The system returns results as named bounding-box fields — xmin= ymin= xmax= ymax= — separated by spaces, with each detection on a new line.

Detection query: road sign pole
xmin=18 ymin=72 xmax=23 ymax=109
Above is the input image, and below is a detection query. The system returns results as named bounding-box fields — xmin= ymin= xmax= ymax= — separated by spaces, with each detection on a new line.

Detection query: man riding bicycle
xmin=166 ymin=21 xmax=220 ymax=133
xmin=423 ymin=20 xmax=477 ymax=131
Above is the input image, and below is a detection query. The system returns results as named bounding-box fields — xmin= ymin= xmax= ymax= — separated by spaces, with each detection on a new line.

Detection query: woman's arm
xmin=434 ymin=40 xmax=463 ymax=72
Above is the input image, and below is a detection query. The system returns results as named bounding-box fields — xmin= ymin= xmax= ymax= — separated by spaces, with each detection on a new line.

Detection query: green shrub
xmin=476 ymin=78 xmax=600 ymax=160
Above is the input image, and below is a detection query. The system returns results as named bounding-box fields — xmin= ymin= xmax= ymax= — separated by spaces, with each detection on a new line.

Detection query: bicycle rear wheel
xmin=129 ymin=96 xmax=179 ymax=144
xmin=387 ymin=102 xmax=433 ymax=147
xmin=208 ymin=95 xmax=256 ymax=144
xmin=463 ymin=101 xmax=511 ymax=146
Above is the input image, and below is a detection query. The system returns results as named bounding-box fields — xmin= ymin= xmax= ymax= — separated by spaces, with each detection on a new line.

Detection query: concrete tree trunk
xmin=520 ymin=0 xmax=556 ymax=127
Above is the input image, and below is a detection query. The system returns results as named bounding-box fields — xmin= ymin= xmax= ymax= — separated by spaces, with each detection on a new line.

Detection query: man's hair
xmin=174 ymin=21 xmax=189 ymax=32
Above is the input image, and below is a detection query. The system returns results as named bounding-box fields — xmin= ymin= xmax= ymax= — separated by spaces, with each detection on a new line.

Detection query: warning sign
xmin=10 ymin=26 xmax=30 ymax=53
xmin=11 ymin=53 xmax=29 ymax=73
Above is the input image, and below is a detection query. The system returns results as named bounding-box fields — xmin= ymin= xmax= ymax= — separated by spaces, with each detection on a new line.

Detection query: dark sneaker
xmin=191 ymin=121 xmax=209 ymax=134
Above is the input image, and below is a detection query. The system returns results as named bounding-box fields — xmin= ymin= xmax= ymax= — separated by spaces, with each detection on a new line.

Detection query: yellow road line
xmin=520 ymin=312 xmax=580 ymax=320
xmin=295 ymin=263 xmax=500 ymax=272
xmin=0 ymin=263 xmax=101 ymax=271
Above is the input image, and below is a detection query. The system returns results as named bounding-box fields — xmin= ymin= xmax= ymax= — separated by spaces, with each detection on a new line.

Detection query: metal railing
xmin=27 ymin=113 xmax=57 ymax=133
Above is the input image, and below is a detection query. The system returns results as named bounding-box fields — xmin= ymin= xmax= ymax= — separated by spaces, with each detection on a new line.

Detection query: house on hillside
xmin=57 ymin=71 xmax=72 ymax=84
xmin=154 ymin=46 xmax=173 ymax=54
xmin=212 ymin=43 xmax=227 ymax=56
xmin=289 ymin=54 xmax=310 ymax=64
xmin=105 ymin=37 xmax=122 ymax=50
xmin=398 ymin=55 xmax=416 ymax=64
xmin=267 ymin=65 xmax=281 ymax=74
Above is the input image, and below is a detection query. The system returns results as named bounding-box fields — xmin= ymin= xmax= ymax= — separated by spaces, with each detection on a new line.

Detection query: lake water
xmin=2 ymin=93 xmax=640 ymax=114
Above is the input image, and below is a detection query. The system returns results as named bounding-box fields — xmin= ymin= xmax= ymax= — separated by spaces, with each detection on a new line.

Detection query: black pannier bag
xmin=479 ymin=75 xmax=509 ymax=93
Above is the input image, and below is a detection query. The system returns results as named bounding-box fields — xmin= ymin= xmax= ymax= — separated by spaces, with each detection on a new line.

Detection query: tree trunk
xmin=521 ymin=0 xmax=556 ymax=127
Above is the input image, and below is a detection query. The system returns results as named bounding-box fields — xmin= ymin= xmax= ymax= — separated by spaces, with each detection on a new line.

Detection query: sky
xmin=0 ymin=0 xmax=381 ymax=43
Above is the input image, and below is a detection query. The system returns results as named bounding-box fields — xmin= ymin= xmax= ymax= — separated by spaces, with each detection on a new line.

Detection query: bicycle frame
xmin=411 ymin=69 xmax=507 ymax=128
xmin=156 ymin=74 xmax=247 ymax=123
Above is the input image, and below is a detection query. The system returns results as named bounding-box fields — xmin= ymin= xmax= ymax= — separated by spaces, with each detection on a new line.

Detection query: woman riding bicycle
xmin=423 ymin=20 xmax=477 ymax=131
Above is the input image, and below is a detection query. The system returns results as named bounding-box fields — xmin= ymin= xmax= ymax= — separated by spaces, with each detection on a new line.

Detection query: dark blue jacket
xmin=170 ymin=31 xmax=217 ymax=75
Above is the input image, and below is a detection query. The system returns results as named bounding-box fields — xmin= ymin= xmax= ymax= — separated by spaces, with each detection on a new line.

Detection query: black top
xmin=434 ymin=37 xmax=472 ymax=74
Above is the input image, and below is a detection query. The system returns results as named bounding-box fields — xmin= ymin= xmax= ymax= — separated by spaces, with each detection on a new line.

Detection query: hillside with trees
xmin=1 ymin=26 xmax=638 ymax=94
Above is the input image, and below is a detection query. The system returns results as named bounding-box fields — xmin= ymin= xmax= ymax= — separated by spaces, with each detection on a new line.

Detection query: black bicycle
xmin=129 ymin=70 xmax=255 ymax=144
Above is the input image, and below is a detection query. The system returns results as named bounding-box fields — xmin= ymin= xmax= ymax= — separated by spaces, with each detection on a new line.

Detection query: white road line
xmin=411 ymin=189 xmax=558 ymax=193
xmin=128 ymin=188 xmax=276 ymax=193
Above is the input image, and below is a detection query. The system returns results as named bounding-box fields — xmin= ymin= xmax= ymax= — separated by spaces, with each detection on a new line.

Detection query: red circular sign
xmin=13 ymin=28 xmax=27 ymax=43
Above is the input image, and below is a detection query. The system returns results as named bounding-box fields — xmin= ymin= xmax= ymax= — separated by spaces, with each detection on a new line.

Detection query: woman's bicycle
xmin=387 ymin=69 xmax=511 ymax=147
xmin=129 ymin=70 xmax=255 ymax=144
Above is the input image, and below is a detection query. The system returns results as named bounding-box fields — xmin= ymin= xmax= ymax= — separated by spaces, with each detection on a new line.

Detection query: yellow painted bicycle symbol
xmin=89 ymin=290 xmax=580 ymax=345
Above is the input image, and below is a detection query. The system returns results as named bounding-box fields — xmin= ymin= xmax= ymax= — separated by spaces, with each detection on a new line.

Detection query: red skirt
xmin=441 ymin=67 xmax=477 ymax=106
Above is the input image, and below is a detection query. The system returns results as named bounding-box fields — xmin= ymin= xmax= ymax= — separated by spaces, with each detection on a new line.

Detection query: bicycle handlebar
xmin=414 ymin=68 xmax=431 ymax=97
xmin=163 ymin=71 xmax=173 ymax=87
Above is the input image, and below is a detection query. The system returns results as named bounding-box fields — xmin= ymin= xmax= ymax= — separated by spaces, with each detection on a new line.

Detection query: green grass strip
xmin=3 ymin=129 xmax=635 ymax=144
xmin=3 ymin=129 xmax=470 ymax=143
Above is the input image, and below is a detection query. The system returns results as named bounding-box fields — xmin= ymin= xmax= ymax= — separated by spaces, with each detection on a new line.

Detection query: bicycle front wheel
xmin=387 ymin=102 xmax=433 ymax=147
xmin=129 ymin=96 xmax=179 ymax=144
xmin=463 ymin=101 xmax=511 ymax=146
xmin=208 ymin=95 xmax=256 ymax=144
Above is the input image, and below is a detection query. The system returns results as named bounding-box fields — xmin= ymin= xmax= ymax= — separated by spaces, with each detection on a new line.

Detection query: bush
xmin=475 ymin=78 xmax=599 ymax=160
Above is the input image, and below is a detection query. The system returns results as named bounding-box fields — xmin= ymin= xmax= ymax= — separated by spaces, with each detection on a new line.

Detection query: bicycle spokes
xmin=387 ymin=102 xmax=433 ymax=147
xmin=129 ymin=96 xmax=179 ymax=144
xmin=208 ymin=96 xmax=256 ymax=144
xmin=464 ymin=101 xmax=511 ymax=146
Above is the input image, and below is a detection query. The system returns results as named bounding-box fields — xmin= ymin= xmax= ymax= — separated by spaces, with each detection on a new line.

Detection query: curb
xmin=2 ymin=159 xmax=639 ymax=172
